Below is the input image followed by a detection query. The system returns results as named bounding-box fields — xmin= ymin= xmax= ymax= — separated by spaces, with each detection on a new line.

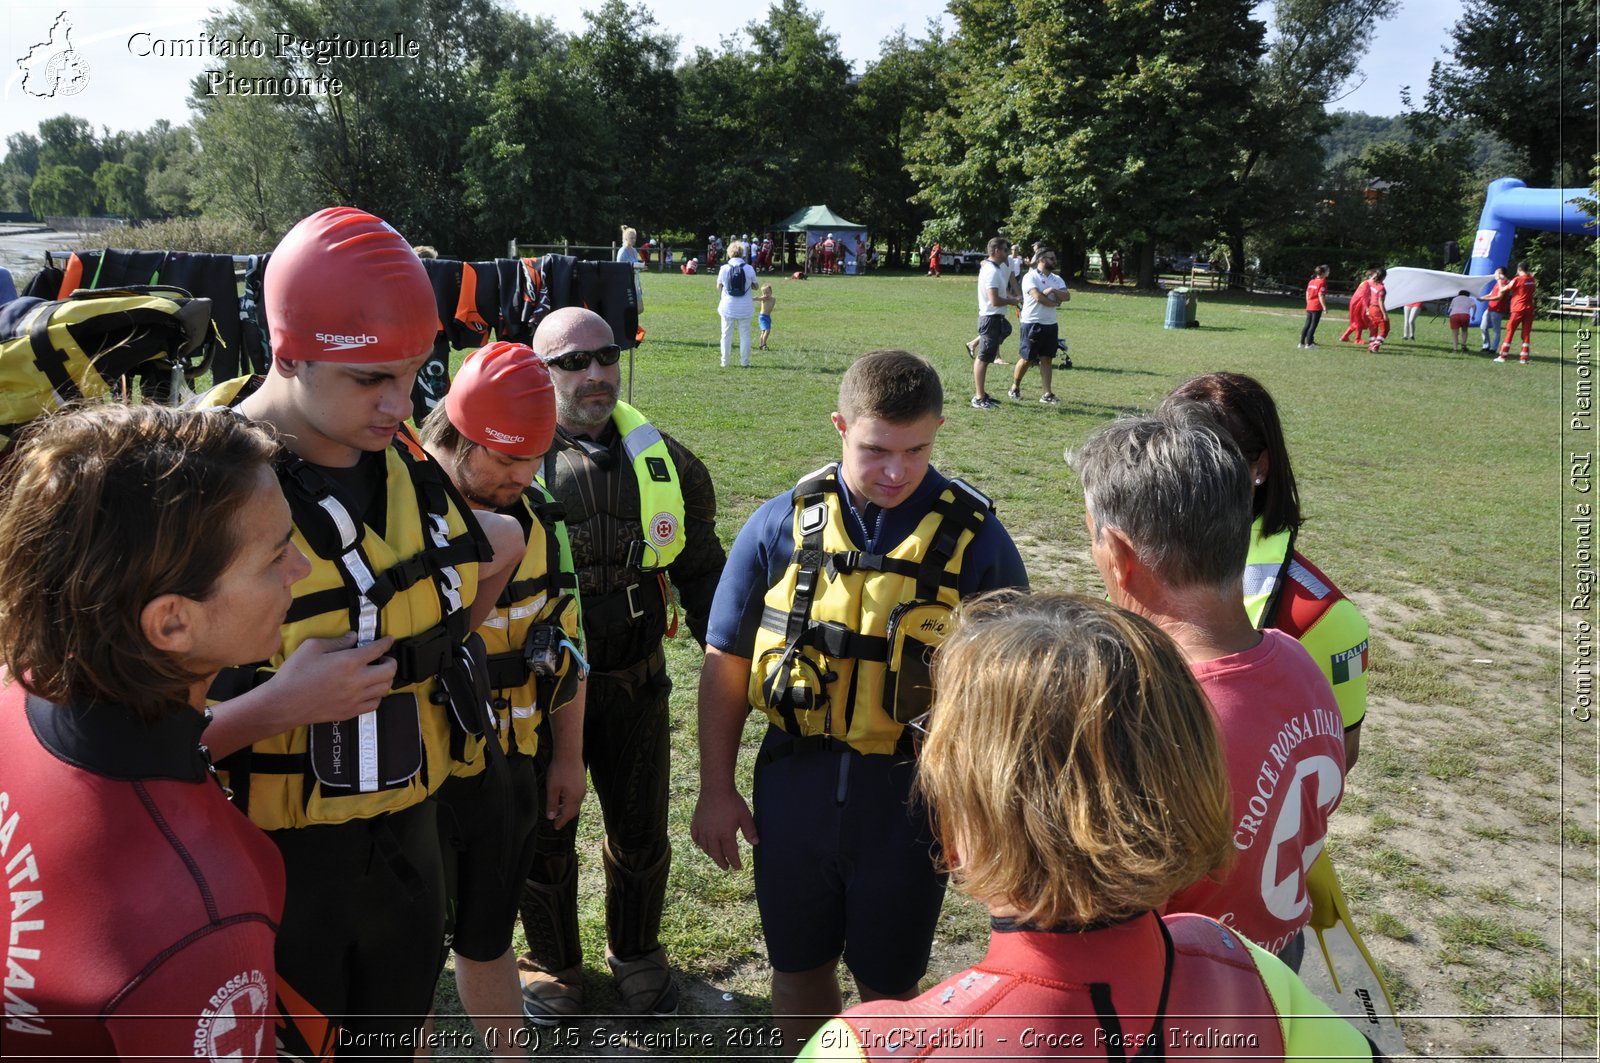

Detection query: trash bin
xmin=1163 ymin=288 xmax=1199 ymax=329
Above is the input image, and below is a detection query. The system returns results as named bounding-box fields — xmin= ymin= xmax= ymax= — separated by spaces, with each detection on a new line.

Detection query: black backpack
xmin=725 ymin=260 xmax=749 ymax=297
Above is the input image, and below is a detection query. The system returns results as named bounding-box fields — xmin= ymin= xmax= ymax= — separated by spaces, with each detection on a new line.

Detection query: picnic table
xmin=1548 ymin=289 xmax=1600 ymax=322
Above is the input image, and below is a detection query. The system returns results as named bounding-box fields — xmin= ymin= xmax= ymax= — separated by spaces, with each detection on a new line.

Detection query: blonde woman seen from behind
xmin=618 ymin=225 xmax=643 ymax=313
xmin=799 ymin=592 xmax=1380 ymax=1061
xmin=716 ymin=240 xmax=758 ymax=368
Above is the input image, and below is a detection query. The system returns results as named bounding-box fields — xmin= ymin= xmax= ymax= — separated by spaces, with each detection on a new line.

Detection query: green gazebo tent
xmin=772 ymin=205 xmax=868 ymax=274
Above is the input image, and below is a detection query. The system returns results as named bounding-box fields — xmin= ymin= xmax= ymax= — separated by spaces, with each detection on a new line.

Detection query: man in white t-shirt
xmin=963 ymin=238 xmax=1021 ymax=409
xmin=1010 ymin=247 xmax=1070 ymax=405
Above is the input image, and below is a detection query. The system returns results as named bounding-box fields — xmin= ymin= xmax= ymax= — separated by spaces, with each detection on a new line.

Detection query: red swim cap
xmin=264 ymin=206 xmax=438 ymax=364
xmin=445 ymin=342 xmax=555 ymax=458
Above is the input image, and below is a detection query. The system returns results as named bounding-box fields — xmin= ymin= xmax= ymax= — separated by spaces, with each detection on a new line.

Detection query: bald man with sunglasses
xmin=516 ymin=307 xmax=726 ymax=1024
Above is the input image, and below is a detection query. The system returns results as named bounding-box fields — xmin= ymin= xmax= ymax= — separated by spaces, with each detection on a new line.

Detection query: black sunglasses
xmin=543 ymin=345 xmax=621 ymax=372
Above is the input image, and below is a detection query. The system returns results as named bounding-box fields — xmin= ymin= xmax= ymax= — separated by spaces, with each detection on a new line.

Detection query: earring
xmin=1253 ymin=477 xmax=1264 ymax=486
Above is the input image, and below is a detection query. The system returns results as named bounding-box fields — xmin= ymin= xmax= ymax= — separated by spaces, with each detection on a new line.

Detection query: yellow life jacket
xmin=199 ymin=378 xmax=490 ymax=829
xmin=612 ymin=401 xmax=685 ymax=570
xmin=462 ymin=484 xmax=584 ymax=772
xmin=0 ymin=287 xmax=212 ymax=449
xmin=748 ymin=467 xmax=991 ymax=755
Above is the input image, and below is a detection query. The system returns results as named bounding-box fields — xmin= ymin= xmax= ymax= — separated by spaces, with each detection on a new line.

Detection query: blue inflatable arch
xmin=1467 ymin=177 xmax=1598 ymax=323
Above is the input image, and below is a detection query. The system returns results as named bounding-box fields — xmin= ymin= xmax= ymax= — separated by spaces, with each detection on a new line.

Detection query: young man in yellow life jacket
xmin=517 ymin=307 xmax=726 ymax=1023
xmin=691 ymin=349 xmax=1028 ymax=1047
xmin=197 ymin=206 xmax=525 ymax=1054
xmin=418 ymin=340 xmax=588 ymax=1056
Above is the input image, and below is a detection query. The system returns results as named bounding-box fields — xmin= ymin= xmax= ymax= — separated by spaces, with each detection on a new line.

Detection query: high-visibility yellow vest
xmin=613 ymin=401 xmax=685 ymax=570
xmin=1242 ymin=518 xmax=1370 ymax=731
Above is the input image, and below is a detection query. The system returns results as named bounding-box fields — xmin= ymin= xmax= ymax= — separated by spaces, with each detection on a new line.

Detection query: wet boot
xmin=602 ymin=841 xmax=677 ymax=1016
xmin=517 ymin=863 xmax=584 ymax=1025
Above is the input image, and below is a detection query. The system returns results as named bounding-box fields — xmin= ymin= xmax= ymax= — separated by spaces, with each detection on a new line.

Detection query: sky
xmin=1 ymin=0 xmax=1467 ymax=153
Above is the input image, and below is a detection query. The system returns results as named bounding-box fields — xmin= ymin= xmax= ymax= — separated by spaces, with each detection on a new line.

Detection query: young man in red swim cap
xmin=197 ymin=206 xmax=524 ymax=1054
xmin=419 ymin=341 xmax=589 ymax=1055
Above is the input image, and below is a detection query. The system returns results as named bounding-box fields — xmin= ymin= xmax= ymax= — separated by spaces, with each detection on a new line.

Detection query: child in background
xmin=1447 ymin=289 xmax=1475 ymax=352
xmin=757 ymin=285 xmax=776 ymax=350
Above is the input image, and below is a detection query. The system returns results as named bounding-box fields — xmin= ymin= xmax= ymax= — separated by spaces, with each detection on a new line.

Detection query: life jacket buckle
xmin=389 ymin=625 xmax=451 ymax=687
xmin=625 ymin=581 xmax=645 ymax=620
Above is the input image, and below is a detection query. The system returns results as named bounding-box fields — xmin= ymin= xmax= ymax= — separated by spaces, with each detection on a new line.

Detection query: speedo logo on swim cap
xmin=483 ymin=426 xmax=525 ymax=445
xmin=315 ymin=332 xmax=381 ymax=352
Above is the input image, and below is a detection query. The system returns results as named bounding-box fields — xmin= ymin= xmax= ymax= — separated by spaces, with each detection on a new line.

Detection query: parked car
xmin=940 ymin=249 xmax=987 ymax=272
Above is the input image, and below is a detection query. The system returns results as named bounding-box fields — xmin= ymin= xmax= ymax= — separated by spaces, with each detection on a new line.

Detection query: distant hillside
xmin=1322 ymin=110 xmax=1523 ymax=178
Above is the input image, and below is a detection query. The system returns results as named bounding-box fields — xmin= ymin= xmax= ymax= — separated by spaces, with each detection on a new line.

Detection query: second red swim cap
xmin=445 ymin=342 xmax=556 ymax=458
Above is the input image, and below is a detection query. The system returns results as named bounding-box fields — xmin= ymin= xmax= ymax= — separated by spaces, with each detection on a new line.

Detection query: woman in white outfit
xmin=617 ymin=225 xmax=644 ymax=313
xmin=716 ymin=240 xmax=758 ymax=368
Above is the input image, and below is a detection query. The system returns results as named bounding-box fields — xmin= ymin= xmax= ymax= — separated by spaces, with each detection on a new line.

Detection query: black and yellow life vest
xmin=459 ymin=484 xmax=584 ymax=773
xmin=199 ymin=378 xmax=490 ymax=829
xmin=748 ymin=467 xmax=991 ymax=755
xmin=0 ymin=287 xmax=212 ymax=449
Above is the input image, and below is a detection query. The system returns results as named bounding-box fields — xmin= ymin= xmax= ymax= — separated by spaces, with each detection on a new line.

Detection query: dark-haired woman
xmin=1159 ymin=372 xmax=1370 ymax=767
xmin=0 ymin=403 xmax=309 ymax=1059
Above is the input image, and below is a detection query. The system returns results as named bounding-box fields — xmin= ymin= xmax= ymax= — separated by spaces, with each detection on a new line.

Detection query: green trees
xmin=94 ymin=162 xmax=149 ymax=220
xmin=1428 ymin=0 xmax=1596 ymax=187
xmin=28 ymin=164 xmax=94 ymax=218
xmin=1216 ymin=0 xmax=1398 ymax=286
xmin=0 ymin=134 xmax=41 ymax=213
xmin=192 ymin=0 xmax=545 ymax=247
xmin=851 ymin=26 xmax=946 ymax=265
xmin=906 ymin=0 xmax=1024 ymax=251
xmin=465 ymin=28 xmax=622 ymax=246
xmin=568 ymin=0 xmax=684 ymax=232
xmin=670 ymin=0 xmax=860 ymax=234
xmin=914 ymin=0 xmax=1268 ymax=284
xmin=0 ymin=0 xmax=1567 ymax=269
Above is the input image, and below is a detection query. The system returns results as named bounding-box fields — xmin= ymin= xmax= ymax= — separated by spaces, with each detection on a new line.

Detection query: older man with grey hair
xmin=1070 ymin=411 xmax=1346 ymax=971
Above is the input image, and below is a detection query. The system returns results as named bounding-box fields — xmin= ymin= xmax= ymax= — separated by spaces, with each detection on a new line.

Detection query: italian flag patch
xmin=1331 ymin=640 xmax=1370 ymax=684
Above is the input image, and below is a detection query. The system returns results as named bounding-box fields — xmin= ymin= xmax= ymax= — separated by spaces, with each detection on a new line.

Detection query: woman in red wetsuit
xmin=0 ymin=404 xmax=309 ymax=1060
xmin=798 ymin=592 xmax=1378 ymax=1061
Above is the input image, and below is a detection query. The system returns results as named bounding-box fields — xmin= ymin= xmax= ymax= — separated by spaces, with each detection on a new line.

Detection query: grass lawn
xmin=422 ymin=270 xmax=1593 ymax=1057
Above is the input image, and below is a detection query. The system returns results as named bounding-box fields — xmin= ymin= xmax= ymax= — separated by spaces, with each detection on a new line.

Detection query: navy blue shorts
xmin=1018 ymin=322 xmax=1059 ymax=363
xmin=975 ymin=314 xmax=1012 ymax=362
xmin=751 ymin=728 xmax=947 ymax=994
